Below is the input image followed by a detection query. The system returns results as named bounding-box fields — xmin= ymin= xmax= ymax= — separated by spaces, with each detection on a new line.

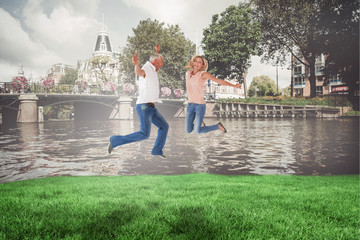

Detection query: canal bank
xmin=174 ymin=101 xmax=352 ymax=118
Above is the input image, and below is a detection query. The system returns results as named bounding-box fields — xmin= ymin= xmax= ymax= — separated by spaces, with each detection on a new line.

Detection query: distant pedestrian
xmin=107 ymin=45 xmax=168 ymax=158
xmin=184 ymin=55 xmax=241 ymax=134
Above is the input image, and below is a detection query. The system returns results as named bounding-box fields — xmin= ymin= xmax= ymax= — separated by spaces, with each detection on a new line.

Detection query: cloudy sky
xmin=0 ymin=0 xmax=291 ymax=88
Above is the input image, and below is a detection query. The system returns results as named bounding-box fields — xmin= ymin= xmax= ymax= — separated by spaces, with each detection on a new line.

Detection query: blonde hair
xmin=185 ymin=55 xmax=208 ymax=71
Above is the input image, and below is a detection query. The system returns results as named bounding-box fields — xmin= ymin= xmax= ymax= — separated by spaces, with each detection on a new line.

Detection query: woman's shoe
xmin=218 ymin=122 xmax=227 ymax=133
xmin=107 ymin=142 xmax=113 ymax=154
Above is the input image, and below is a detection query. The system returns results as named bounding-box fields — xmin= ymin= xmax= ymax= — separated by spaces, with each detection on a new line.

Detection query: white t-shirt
xmin=136 ymin=61 xmax=162 ymax=104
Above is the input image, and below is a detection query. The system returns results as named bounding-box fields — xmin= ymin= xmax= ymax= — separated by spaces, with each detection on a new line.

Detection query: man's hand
xmin=132 ymin=52 xmax=139 ymax=66
xmin=132 ymin=52 xmax=145 ymax=78
xmin=155 ymin=45 xmax=160 ymax=53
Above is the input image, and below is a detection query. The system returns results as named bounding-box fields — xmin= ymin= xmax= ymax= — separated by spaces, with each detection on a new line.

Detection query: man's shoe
xmin=159 ymin=154 xmax=167 ymax=159
xmin=107 ymin=142 xmax=113 ymax=154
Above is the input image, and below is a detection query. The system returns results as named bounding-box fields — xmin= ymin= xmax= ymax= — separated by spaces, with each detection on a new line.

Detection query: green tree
xmin=202 ymin=3 xmax=261 ymax=98
xmin=251 ymin=0 xmax=358 ymax=98
xmin=59 ymin=69 xmax=78 ymax=85
xmin=119 ymin=19 xmax=195 ymax=91
xmin=282 ymin=86 xmax=292 ymax=96
xmin=321 ymin=1 xmax=359 ymax=109
xmin=91 ymin=55 xmax=117 ymax=83
xmin=248 ymin=75 xmax=277 ymax=97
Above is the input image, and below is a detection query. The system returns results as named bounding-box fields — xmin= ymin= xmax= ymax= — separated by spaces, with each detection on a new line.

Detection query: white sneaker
xmin=159 ymin=154 xmax=166 ymax=159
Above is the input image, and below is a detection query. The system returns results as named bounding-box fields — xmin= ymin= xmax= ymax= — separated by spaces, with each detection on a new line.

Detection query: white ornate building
xmin=76 ymin=24 xmax=122 ymax=92
xmin=204 ymin=79 xmax=245 ymax=100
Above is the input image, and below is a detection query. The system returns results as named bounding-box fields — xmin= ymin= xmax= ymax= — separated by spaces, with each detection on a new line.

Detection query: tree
xmin=91 ymin=55 xmax=117 ymax=83
xmin=282 ymin=86 xmax=292 ymax=96
xmin=248 ymin=75 xmax=277 ymax=97
xmin=251 ymin=0 xmax=358 ymax=98
xmin=321 ymin=1 xmax=359 ymax=109
xmin=202 ymin=3 xmax=261 ymax=98
xmin=60 ymin=69 xmax=78 ymax=85
xmin=119 ymin=19 xmax=195 ymax=91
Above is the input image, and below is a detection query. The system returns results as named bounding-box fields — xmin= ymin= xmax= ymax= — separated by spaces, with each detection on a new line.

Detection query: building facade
xmin=203 ymin=78 xmax=244 ymax=100
xmin=291 ymin=54 xmax=344 ymax=97
xmin=76 ymin=26 xmax=122 ymax=92
xmin=47 ymin=63 xmax=76 ymax=84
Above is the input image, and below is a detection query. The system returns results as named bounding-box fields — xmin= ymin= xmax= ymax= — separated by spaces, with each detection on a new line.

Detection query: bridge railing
xmin=0 ymin=82 xmax=120 ymax=96
xmin=0 ymin=82 xmax=188 ymax=100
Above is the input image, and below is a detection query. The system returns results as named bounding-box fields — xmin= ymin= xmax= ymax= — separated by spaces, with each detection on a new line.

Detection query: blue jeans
xmin=110 ymin=103 xmax=169 ymax=155
xmin=185 ymin=103 xmax=219 ymax=134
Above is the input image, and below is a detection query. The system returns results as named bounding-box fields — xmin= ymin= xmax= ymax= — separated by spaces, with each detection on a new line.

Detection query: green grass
xmin=1 ymin=174 xmax=359 ymax=239
xmin=344 ymin=110 xmax=360 ymax=116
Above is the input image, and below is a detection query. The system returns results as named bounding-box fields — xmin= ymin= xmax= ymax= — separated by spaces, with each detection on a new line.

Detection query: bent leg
xmin=110 ymin=104 xmax=151 ymax=148
xmin=151 ymin=108 xmax=169 ymax=155
xmin=193 ymin=104 xmax=219 ymax=134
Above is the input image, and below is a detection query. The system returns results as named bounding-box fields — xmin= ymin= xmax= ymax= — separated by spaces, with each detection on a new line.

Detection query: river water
xmin=0 ymin=117 xmax=359 ymax=182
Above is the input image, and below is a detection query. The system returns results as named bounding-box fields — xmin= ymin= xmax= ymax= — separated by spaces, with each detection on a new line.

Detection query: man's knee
xmin=163 ymin=122 xmax=169 ymax=131
xmin=140 ymin=131 xmax=150 ymax=140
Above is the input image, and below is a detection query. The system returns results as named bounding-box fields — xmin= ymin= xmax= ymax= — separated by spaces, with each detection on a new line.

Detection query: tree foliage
xmin=248 ymin=75 xmax=277 ymax=97
xmin=202 ymin=3 xmax=261 ymax=97
xmin=251 ymin=0 xmax=359 ymax=99
xmin=90 ymin=55 xmax=117 ymax=83
xmin=119 ymin=19 xmax=195 ymax=90
xmin=321 ymin=0 xmax=359 ymax=109
xmin=60 ymin=69 xmax=78 ymax=85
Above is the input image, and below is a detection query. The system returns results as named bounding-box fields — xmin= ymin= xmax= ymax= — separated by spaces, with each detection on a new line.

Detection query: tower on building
xmin=93 ymin=29 xmax=112 ymax=56
xmin=93 ymin=15 xmax=113 ymax=56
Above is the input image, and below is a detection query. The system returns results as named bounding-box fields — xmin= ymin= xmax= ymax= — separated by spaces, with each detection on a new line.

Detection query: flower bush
xmin=75 ymin=80 xmax=88 ymax=93
xmin=103 ymin=81 xmax=116 ymax=93
xmin=173 ymin=89 xmax=184 ymax=98
xmin=123 ymin=83 xmax=136 ymax=95
xmin=11 ymin=76 xmax=28 ymax=92
xmin=161 ymin=87 xmax=171 ymax=97
xmin=40 ymin=77 xmax=55 ymax=92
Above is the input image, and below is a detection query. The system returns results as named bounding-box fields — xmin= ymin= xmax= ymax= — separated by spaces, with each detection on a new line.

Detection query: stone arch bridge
xmin=0 ymin=93 xmax=185 ymax=124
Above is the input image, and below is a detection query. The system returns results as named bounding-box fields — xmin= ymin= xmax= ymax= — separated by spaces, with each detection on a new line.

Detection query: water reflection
xmin=0 ymin=118 xmax=358 ymax=182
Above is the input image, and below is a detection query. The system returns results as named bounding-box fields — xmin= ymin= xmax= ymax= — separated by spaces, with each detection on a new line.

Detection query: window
xmin=315 ymin=64 xmax=324 ymax=75
xmin=329 ymin=74 xmax=341 ymax=84
xmin=316 ymin=86 xmax=323 ymax=95
xmin=315 ymin=54 xmax=324 ymax=63
xmin=294 ymin=76 xmax=305 ymax=86
xmin=294 ymin=66 xmax=302 ymax=75
xmin=317 ymin=76 xmax=323 ymax=82
xmin=295 ymin=89 xmax=303 ymax=97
